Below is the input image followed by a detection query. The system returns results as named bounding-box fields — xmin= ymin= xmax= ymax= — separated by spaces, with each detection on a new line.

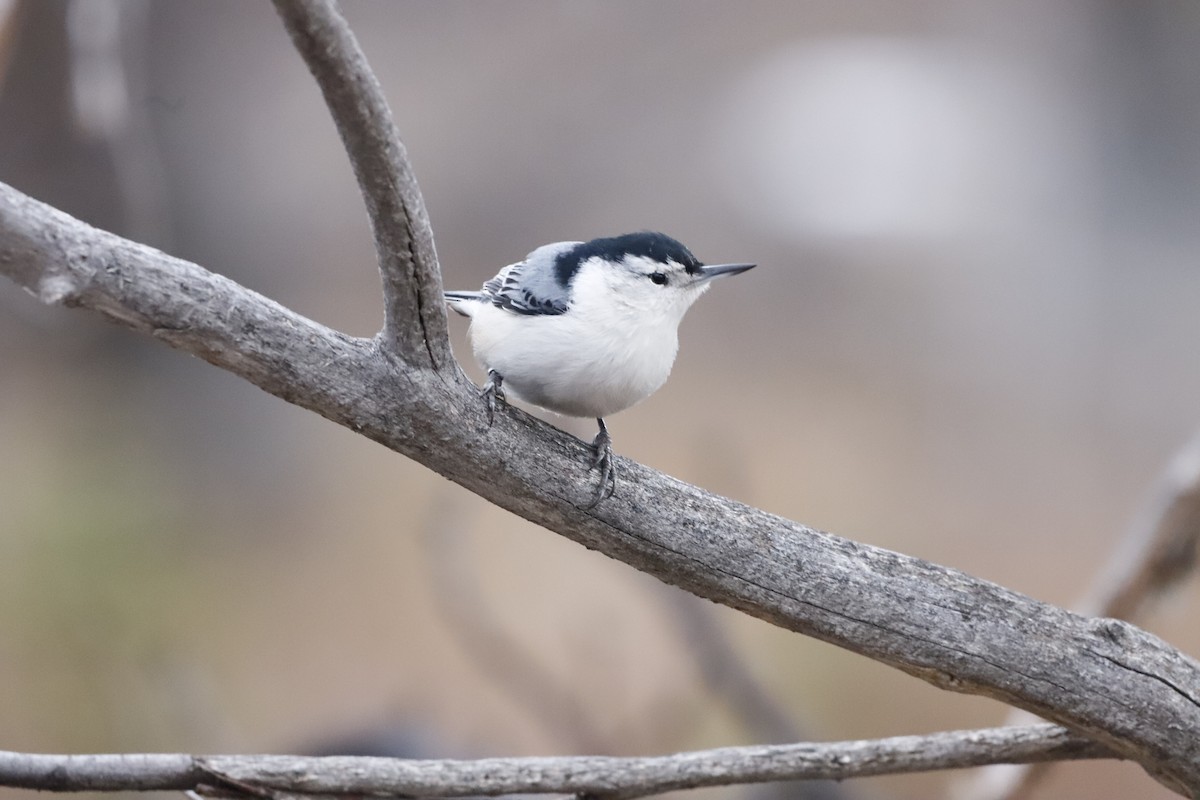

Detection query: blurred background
xmin=1 ymin=2 xmax=1199 ymax=799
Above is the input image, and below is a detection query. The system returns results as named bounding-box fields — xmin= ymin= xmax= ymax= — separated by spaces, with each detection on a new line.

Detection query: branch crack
xmin=1086 ymin=648 xmax=1200 ymax=710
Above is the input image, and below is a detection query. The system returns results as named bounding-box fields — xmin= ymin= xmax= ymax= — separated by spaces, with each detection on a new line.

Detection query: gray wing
xmin=481 ymin=241 xmax=580 ymax=316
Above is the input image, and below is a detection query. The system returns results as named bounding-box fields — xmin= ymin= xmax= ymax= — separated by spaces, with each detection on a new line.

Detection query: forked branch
xmin=271 ymin=0 xmax=449 ymax=367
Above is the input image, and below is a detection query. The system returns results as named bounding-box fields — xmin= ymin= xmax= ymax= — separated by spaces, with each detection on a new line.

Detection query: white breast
xmin=467 ymin=295 xmax=681 ymax=420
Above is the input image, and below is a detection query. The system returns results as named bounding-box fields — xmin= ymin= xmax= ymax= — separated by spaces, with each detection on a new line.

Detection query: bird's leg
xmin=586 ymin=417 xmax=616 ymax=508
xmin=480 ymin=369 xmax=505 ymax=425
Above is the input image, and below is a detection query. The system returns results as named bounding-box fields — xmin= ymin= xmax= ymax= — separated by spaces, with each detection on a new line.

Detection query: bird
xmin=445 ymin=231 xmax=755 ymax=506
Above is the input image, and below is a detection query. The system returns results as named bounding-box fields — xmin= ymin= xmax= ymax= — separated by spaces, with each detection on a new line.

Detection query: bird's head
xmin=557 ymin=232 xmax=755 ymax=324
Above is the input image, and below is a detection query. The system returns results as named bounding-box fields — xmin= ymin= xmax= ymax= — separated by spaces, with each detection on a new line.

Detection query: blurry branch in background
xmin=421 ymin=492 xmax=612 ymax=755
xmin=0 ymin=726 xmax=1110 ymax=800
xmin=0 ymin=0 xmax=20 ymax=94
xmin=960 ymin=431 xmax=1200 ymax=800
xmin=65 ymin=0 xmax=171 ymax=247
xmin=1083 ymin=429 xmax=1200 ymax=621
xmin=3 ymin=0 xmax=1200 ymax=796
xmin=666 ymin=591 xmax=805 ymax=744
xmin=661 ymin=590 xmax=850 ymax=800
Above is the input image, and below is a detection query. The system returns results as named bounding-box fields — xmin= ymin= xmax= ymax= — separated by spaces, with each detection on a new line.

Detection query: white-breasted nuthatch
xmin=445 ymin=231 xmax=755 ymax=505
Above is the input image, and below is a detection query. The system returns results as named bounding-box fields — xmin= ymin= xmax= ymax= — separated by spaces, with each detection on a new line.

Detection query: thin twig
xmin=958 ymin=431 xmax=1200 ymax=800
xmin=270 ymin=0 xmax=450 ymax=367
xmin=0 ymin=725 xmax=1112 ymax=798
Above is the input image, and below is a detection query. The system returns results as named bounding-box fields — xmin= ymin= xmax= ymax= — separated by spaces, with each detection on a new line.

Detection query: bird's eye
xmin=649 ymin=272 xmax=668 ymax=286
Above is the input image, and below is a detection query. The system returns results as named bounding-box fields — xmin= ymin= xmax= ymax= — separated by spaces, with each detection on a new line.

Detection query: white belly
xmin=467 ymin=303 xmax=679 ymax=419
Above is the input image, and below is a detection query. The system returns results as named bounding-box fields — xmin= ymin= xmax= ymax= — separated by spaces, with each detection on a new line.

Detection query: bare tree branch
xmin=3 ymin=2 xmax=1200 ymax=794
xmin=270 ymin=0 xmax=449 ymax=367
xmin=959 ymin=430 xmax=1200 ymax=800
xmin=2 ymin=177 xmax=1199 ymax=795
xmin=0 ymin=725 xmax=1111 ymax=798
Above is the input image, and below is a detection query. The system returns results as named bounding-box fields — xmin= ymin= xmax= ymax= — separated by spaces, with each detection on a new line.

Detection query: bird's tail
xmin=444 ymin=291 xmax=484 ymax=317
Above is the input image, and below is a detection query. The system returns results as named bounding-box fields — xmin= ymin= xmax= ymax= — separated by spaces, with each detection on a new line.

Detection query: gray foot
xmin=586 ymin=418 xmax=616 ymax=508
xmin=481 ymin=369 xmax=505 ymax=425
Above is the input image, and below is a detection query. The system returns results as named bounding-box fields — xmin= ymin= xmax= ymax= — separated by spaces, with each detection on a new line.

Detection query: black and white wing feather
xmin=445 ymin=241 xmax=581 ymax=317
xmin=466 ymin=241 xmax=581 ymax=316
xmin=480 ymin=260 xmax=568 ymax=316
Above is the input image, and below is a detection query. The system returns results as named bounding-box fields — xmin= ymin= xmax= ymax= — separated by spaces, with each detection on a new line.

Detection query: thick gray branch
xmin=1 ymin=181 xmax=1199 ymax=794
xmin=0 ymin=725 xmax=1110 ymax=798
xmin=270 ymin=0 xmax=449 ymax=367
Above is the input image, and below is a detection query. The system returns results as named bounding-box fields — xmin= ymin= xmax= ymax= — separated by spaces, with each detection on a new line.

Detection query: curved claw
xmin=585 ymin=419 xmax=617 ymax=508
xmin=480 ymin=369 xmax=505 ymax=425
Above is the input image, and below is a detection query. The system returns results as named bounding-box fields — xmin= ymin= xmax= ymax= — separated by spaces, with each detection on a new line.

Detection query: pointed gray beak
xmin=694 ymin=262 xmax=756 ymax=282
